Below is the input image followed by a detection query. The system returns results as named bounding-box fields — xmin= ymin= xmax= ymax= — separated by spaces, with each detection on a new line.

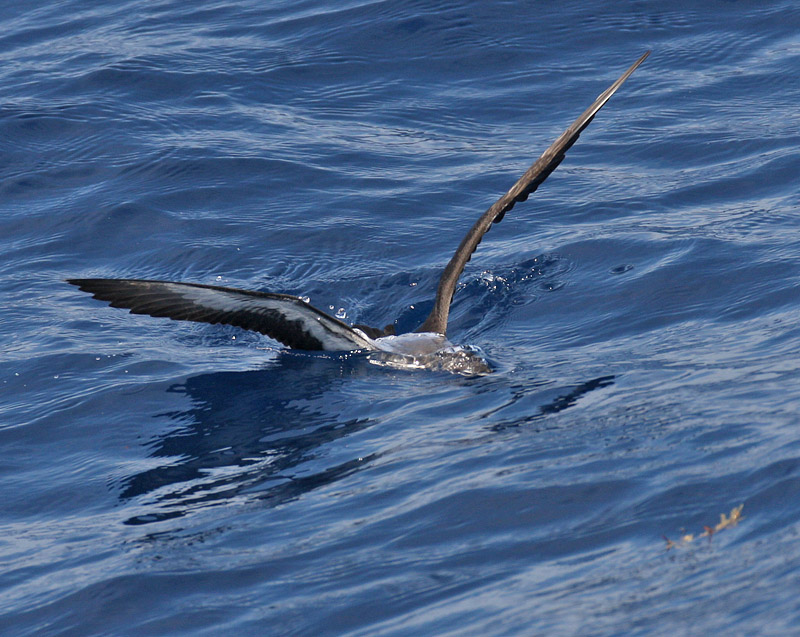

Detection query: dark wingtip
xmin=67 ymin=278 xmax=104 ymax=294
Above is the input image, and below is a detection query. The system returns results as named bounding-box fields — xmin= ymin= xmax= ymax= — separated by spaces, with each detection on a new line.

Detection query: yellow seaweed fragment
xmin=714 ymin=504 xmax=744 ymax=531
xmin=663 ymin=504 xmax=744 ymax=550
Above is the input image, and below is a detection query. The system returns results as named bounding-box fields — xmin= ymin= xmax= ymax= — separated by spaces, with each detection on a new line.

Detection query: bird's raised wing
xmin=416 ymin=51 xmax=650 ymax=335
xmin=67 ymin=278 xmax=376 ymax=351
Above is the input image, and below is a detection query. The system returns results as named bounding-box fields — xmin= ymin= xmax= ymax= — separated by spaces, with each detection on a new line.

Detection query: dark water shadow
xmin=486 ymin=375 xmax=615 ymax=431
xmin=120 ymin=352 xmax=380 ymax=525
xmin=118 ymin=341 xmax=613 ymax=525
xmin=539 ymin=375 xmax=615 ymax=415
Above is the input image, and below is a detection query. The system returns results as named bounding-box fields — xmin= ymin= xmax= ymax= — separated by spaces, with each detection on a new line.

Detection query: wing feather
xmin=417 ymin=51 xmax=650 ymax=334
xmin=68 ymin=278 xmax=375 ymax=351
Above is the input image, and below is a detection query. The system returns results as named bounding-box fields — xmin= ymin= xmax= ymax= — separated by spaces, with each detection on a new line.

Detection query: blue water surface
xmin=2 ymin=1 xmax=800 ymax=634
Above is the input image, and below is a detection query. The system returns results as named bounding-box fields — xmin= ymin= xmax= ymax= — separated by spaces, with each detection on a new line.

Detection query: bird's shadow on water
xmin=120 ymin=352 xmax=381 ymax=525
xmin=119 ymin=344 xmax=614 ymax=526
xmin=485 ymin=375 xmax=616 ymax=432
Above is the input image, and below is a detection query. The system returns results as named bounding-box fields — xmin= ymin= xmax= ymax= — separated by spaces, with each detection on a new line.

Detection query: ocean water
xmin=2 ymin=1 xmax=800 ymax=634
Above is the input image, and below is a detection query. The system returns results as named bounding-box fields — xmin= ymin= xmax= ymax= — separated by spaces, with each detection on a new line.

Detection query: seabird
xmin=69 ymin=52 xmax=649 ymax=374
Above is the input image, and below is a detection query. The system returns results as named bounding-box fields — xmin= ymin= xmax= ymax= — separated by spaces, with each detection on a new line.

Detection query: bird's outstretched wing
xmin=67 ymin=278 xmax=376 ymax=351
xmin=416 ymin=51 xmax=650 ymax=335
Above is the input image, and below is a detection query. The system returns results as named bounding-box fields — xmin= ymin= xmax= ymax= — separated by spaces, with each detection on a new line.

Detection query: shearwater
xmin=69 ymin=52 xmax=649 ymax=375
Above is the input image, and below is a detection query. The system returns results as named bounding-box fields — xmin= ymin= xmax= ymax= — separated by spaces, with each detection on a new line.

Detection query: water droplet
xmin=216 ymin=275 xmax=223 ymax=281
xmin=53 ymin=375 xmax=59 ymax=379
xmin=335 ymin=308 xmax=347 ymax=319
xmin=301 ymin=296 xmax=310 ymax=304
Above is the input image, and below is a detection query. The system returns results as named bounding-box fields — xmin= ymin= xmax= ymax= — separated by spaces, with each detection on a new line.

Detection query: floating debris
xmin=664 ymin=504 xmax=744 ymax=550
